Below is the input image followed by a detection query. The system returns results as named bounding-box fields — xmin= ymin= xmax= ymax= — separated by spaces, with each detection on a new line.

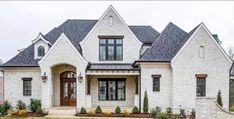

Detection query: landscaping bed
xmin=76 ymin=113 xmax=152 ymax=118
xmin=0 ymin=112 xmax=46 ymax=118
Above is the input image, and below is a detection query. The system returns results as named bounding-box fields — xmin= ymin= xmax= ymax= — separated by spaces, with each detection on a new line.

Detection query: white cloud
xmin=0 ymin=1 xmax=234 ymax=62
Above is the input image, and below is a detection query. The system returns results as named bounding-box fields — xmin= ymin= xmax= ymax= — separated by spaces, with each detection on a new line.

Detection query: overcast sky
xmin=0 ymin=1 xmax=234 ymax=62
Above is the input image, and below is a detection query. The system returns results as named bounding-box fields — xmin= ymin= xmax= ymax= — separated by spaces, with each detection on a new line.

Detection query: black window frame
xmin=22 ymin=78 xmax=32 ymax=96
xmin=99 ymin=36 xmax=123 ymax=61
xmin=152 ymin=75 xmax=161 ymax=92
xmin=196 ymin=76 xmax=206 ymax=97
xmin=37 ymin=46 xmax=45 ymax=57
xmin=98 ymin=78 xmax=126 ymax=101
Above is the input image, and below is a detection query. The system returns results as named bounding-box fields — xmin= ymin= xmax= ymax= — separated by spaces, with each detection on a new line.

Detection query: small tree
xmin=95 ymin=105 xmax=102 ymax=113
xmin=143 ymin=91 xmax=149 ymax=113
xmin=132 ymin=106 xmax=139 ymax=114
xmin=217 ymin=90 xmax=223 ymax=107
xmin=80 ymin=107 xmax=87 ymax=114
xmin=115 ymin=106 xmax=121 ymax=114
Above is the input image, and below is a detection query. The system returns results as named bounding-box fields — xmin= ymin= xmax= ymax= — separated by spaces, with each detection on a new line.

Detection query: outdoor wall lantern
xmin=78 ymin=72 xmax=83 ymax=83
xmin=41 ymin=72 xmax=47 ymax=83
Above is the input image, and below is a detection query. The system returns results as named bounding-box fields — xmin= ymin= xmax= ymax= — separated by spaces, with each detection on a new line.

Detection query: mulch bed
xmin=76 ymin=113 xmax=152 ymax=118
xmin=0 ymin=112 xmax=47 ymax=118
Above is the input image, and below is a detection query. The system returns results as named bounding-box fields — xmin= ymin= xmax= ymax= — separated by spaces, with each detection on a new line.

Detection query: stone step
xmin=48 ymin=107 xmax=77 ymax=116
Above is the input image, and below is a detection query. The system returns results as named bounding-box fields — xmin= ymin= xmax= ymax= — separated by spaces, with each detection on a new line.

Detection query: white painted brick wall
xmin=171 ymin=26 xmax=232 ymax=110
xmin=3 ymin=67 xmax=41 ymax=108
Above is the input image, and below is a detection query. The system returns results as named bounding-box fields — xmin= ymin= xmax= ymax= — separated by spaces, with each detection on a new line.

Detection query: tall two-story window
xmin=99 ymin=37 xmax=123 ymax=61
xmin=22 ymin=78 xmax=32 ymax=96
xmin=196 ymin=74 xmax=207 ymax=97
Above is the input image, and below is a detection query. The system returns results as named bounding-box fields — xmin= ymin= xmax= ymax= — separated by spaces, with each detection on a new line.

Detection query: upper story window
xmin=196 ymin=74 xmax=207 ymax=97
xmin=37 ymin=46 xmax=45 ymax=57
xmin=199 ymin=46 xmax=205 ymax=58
xmin=99 ymin=37 xmax=123 ymax=61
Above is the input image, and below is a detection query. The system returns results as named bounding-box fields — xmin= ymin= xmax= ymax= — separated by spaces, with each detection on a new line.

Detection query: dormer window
xmin=38 ymin=46 xmax=45 ymax=57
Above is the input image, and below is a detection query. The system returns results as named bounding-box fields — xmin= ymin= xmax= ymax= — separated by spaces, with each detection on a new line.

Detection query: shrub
xmin=123 ymin=109 xmax=129 ymax=116
xmin=89 ymin=108 xmax=95 ymax=115
xmin=1 ymin=101 xmax=11 ymax=115
xmin=230 ymin=106 xmax=234 ymax=112
xmin=102 ymin=109 xmax=111 ymax=116
xmin=132 ymin=106 xmax=139 ymax=114
xmin=143 ymin=91 xmax=149 ymax=113
xmin=180 ymin=109 xmax=185 ymax=116
xmin=151 ymin=107 xmax=161 ymax=119
xmin=157 ymin=112 xmax=168 ymax=119
xmin=156 ymin=106 xmax=161 ymax=113
xmin=16 ymin=100 xmax=26 ymax=110
xmin=191 ymin=109 xmax=195 ymax=119
xmin=18 ymin=109 xmax=27 ymax=116
xmin=217 ymin=90 xmax=223 ymax=107
xmin=36 ymin=107 xmax=42 ymax=114
xmin=29 ymin=99 xmax=41 ymax=113
xmin=166 ymin=107 xmax=172 ymax=114
xmin=115 ymin=106 xmax=121 ymax=114
xmin=95 ymin=105 xmax=102 ymax=113
xmin=80 ymin=107 xmax=87 ymax=114
xmin=7 ymin=109 xmax=14 ymax=115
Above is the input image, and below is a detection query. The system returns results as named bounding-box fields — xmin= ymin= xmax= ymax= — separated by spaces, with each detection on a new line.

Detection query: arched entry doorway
xmin=60 ymin=71 xmax=76 ymax=106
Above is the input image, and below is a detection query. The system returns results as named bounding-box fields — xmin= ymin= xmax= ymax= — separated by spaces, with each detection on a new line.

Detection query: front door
xmin=60 ymin=71 xmax=76 ymax=106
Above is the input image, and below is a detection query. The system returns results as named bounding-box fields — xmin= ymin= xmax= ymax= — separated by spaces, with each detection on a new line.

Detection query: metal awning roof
xmin=86 ymin=63 xmax=139 ymax=75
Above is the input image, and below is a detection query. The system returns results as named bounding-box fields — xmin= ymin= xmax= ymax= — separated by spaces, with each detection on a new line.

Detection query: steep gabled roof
xmin=139 ymin=22 xmax=195 ymax=61
xmin=1 ymin=19 xmax=160 ymax=67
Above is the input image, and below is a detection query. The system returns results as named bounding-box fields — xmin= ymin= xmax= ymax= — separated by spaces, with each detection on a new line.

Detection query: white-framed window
xmin=37 ymin=46 xmax=45 ymax=57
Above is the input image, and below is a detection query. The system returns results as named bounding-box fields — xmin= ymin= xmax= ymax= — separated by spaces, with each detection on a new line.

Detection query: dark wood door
xmin=60 ymin=71 xmax=76 ymax=106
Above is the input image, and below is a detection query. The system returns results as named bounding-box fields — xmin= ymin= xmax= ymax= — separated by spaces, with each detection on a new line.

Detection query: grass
xmin=0 ymin=117 xmax=95 ymax=119
xmin=230 ymin=106 xmax=234 ymax=112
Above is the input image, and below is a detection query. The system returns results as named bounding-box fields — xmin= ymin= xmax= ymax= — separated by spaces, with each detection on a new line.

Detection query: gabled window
xmin=99 ymin=36 xmax=123 ymax=61
xmin=152 ymin=75 xmax=161 ymax=92
xmin=37 ymin=46 xmax=45 ymax=57
xmin=196 ymin=74 xmax=207 ymax=97
xmin=22 ymin=78 xmax=32 ymax=96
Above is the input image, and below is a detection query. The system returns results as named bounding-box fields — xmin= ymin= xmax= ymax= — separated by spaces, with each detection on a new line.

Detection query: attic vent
xmin=199 ymin=46 xmax=205 ymax=58
xmin=109 ymin=16 xmax=113 ymax=26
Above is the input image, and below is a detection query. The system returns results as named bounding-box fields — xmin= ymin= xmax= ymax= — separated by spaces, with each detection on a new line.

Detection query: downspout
xmin=0 ymin=69 xmax=4 ymax=103
xmin=139 ymin=66 xmax=141 ymax=112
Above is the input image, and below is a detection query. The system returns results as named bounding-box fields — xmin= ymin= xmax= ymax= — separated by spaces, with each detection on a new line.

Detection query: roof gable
xmin=80 ymin=5 xmax=143 ymax=45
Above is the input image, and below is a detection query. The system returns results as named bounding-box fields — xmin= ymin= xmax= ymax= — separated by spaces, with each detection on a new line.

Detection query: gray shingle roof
xmin=139 ymin=22 xmax=199 ymax=61
xmin=1 ymin=19 xmax=160 ymax=67
xmin=129 ymin=26 xmax=160 ymax=44
xmin=88 ymin=63 xmax=137 ymax=70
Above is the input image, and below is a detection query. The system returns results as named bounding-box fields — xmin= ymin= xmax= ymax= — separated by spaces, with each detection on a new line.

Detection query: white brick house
xmin=0 ymin=5 xmax=233 ymax=113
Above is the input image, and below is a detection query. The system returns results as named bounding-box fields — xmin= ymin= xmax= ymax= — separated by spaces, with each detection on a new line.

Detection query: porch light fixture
xmin=78 ymin=72 xmax=83 ymax=83
xmin=41 ymin=72 xmax=47 ymax=83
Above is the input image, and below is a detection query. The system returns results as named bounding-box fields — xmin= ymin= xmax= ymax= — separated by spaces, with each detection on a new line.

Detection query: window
xmin=38 ymin=46 xmax=45 ymax=57
xmin=98 ymin=79 xmax=126 ymax=101
xmin=109 ymin=16 xmax=113 ymax=25
xmin=152 ymin=75 xmax=161 ymax=92
xmin=99 ymin=37 xmax=123 ymax=61
xmin=22 ymin=78 xmax=32 ymax=96
xmin=199 ymin=46 xmax=205 ymax=58
xmin=196 ymin=74 xmax=207 ymax=97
